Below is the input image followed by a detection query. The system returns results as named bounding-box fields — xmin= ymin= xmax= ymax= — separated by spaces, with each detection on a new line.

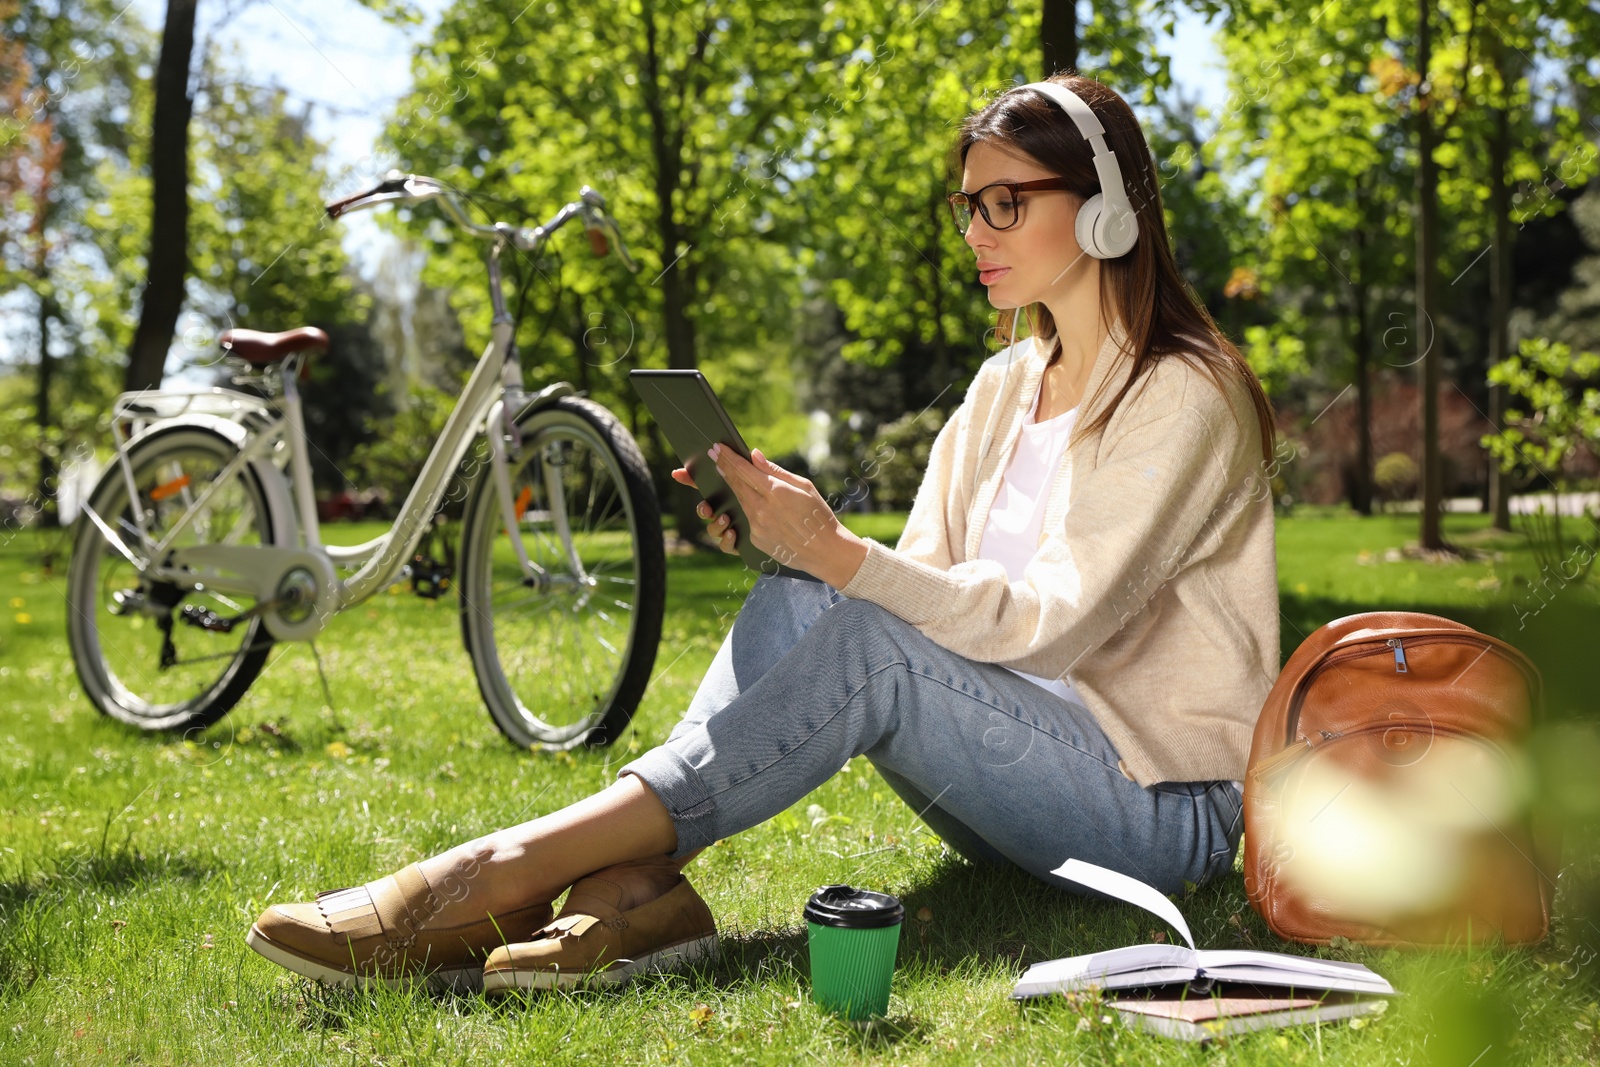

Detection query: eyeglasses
xmin=947 ymin=178 xmax=1076 ymax=235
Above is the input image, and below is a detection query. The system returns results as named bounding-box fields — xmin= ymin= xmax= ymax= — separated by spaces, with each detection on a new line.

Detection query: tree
xmin=1211 ymin=0 xmax=1598 ymax=527
xmin=122 ymin=0 xmax=419 ymax=394
xmin=0 ymin=0 xmax=151 ymax=522
xmin=381 ymin=0 xmax=863 ymax=545
xmin=1414 ymin=0 xmax=1445 ymax=548
xmin=187 ymin=69 xmax=376 ymax=487
xmin=1405 ymin=0 xmax=1597 ymax=549
xmin=123 ymin=0 xmax=197 ymax=393
xmin=1483 ymin=336 xmax=1600 ymax=581
xmin=1211 ymin=1 xmax=1420 ymax=513
xmin=1457 ymin=0 xmax=1600 ymax=531
xmin=801 ymin=0 xmax=1213 ymax=429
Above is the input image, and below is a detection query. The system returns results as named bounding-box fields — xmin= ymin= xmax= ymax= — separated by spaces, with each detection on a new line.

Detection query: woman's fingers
xmin=693 ymin=499 xmax=738 ymax=554
xmin=675 ymin=466 xmax=736 ymax=554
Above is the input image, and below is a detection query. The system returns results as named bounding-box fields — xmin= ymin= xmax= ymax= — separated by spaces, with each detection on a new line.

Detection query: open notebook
xmin=1011 ymin=858 xmax=1396 ymax=1000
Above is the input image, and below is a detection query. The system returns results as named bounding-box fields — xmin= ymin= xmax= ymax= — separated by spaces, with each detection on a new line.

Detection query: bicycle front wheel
xmin=66 ymin=424 xmax=277 ymax=732
xmin=458 ymin=395 xmax=666 ymax=750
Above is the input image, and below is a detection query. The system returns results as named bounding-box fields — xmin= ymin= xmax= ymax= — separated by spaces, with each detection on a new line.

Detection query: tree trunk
xmin=926 ymin=185 xmax=949 ymax=407
xmin=1352 ymin=270 xmax=1373 ymax=516
xmin=124 ymin=0 xmax=198 ymax=393
xmin=1041 ymin=0 xmax=1079 ymax=77
xmin=35 ymin=288 xmax=56 ymax=526
xmin=1345 ymin=183 xmax=1374 ymax=516
xmin=640 ymin=2 xmax=710 ymax=549
xmin=31 ymin=156 xmax=57 ymax=526
xmin=1486 ymin=30 xmax=1515 ymax=532
xmin=1415 ymin=0 xmax=1445 ymax=550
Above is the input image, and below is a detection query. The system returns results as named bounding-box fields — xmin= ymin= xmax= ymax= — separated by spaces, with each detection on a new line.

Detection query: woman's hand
xmin=670 ymin=465 xmax=740 ymax=555
xmin=706 ymin=444 xmax=869 ymax=588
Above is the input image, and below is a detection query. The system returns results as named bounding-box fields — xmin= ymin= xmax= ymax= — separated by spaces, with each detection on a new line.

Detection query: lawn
xmin=1 ymin=508 xmax=1596 ymax=1065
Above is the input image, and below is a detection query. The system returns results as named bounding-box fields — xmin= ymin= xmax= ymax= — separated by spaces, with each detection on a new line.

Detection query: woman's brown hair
xmin=950 ymin=72 xmax=1277 ymax=465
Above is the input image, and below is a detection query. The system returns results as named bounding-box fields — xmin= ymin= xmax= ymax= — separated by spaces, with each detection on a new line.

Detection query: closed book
xmin=1110 ymin=983 xmax=1389 ymax=1042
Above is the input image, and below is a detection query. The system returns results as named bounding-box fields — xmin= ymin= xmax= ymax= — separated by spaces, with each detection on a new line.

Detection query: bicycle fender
xmin=510 ymin=381 xmax=578 ymax=423
xmin=124 ymin=414 xmax=297 ymax=549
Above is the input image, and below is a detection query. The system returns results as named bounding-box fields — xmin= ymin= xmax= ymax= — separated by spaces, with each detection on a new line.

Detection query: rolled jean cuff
xmin=618 ymin=745 xmax=720 ymax=859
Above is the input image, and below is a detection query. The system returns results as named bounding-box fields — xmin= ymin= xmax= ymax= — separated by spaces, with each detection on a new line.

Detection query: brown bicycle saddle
xmin=219 ymin=327 xmax=329 ymax=367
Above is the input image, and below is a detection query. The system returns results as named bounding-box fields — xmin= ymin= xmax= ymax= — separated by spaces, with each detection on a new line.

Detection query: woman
xmin=246 ymin=73 xmax=1281 ymax=994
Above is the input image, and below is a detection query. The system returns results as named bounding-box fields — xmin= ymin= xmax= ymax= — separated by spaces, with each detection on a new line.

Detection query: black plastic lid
xmin=803 ymin=884 xmax=905 ymax=929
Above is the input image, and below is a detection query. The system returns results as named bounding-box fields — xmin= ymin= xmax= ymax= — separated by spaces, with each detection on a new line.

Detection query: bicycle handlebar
xmin=326 ymin=171 xmax=640 ymax=272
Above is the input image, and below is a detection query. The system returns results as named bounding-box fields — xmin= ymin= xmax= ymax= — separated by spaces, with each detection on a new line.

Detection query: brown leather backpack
xmin=1243 ymin=610 xmax=1559 ymax=948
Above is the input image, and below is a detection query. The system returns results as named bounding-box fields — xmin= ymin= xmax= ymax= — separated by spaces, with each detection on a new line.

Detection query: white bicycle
xmin=66 ymin=173 xmax=667 ymax=750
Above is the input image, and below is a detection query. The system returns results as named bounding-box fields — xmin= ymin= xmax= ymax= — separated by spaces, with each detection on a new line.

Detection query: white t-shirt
xmin=974 ymin=377 xmax=1245 ymax=798
xmin=976 ymin=379 xmax=1086 ymax=707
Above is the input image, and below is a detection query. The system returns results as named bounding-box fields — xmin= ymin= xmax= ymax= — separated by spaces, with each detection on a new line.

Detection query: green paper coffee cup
xmin=804 ymin=884 xmax=904 ymax=1021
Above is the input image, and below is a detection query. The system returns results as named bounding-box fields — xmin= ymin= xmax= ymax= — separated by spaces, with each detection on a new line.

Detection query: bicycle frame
xmin=102 ymin=232 xmax=573 ymax=631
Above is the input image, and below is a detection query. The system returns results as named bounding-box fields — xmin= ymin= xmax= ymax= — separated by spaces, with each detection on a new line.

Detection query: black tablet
xmin=629 ymin=369 xmax=823 ymax=584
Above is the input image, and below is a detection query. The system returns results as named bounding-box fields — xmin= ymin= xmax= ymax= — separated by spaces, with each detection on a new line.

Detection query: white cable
xmin=977 ymin=304 xmax=1026 ymax=474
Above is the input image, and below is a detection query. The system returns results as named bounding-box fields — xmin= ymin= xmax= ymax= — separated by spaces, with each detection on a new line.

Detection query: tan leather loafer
xmin=246 ymin=863 xmax=554 ymax=992
xmin=482 ymin=871 xmax=718 ymax=993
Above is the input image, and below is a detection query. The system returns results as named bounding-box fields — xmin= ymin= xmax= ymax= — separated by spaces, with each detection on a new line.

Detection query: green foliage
xmin=1483 ymin=336 xmax=1600 ymax=480
xmin=1373 ymin=451 xmax=1418 ymax=503
xmin=1483 ymin=335 xmax=1600 ymax=583
xmin=810 ymin=0 xmax=1024 ymax=395
xmin=187 ymin=64 xmax=379 ymax=489
xmin=1144 ymin=95 xmax=1266 ymax=332
xmin=188 ymin=69 xmax=369 ymax=356
xmin=375 ymin=0 xmax=1220 ymax=509
xmin=374 ymin=0 xmax=846 ymax=403
xmin=866 ymin=407 xmax=944 ymax=512
xmin=1211 ymin=0 xmax=1420 ymax=393
xmin=1 ymin=6 xmax=380 ymax=509
xmin=1240 ymin=317 xmax=1312 ymax=398
xmin=0 ymin=0 xmax=156 ymax=492
xmin=346 ymin=382 xmax=462 ymax=514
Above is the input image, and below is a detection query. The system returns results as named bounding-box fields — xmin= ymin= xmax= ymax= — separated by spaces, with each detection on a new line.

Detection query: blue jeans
xmin=618 ymin=572 xmax=1244 ymax=896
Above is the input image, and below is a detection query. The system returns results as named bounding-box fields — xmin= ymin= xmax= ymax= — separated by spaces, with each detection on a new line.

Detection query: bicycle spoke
xmin=589 ymin=625 xmax=621 ymax=658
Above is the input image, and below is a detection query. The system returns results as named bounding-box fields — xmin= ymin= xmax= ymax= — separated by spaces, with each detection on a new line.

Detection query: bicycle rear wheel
xmin=66 ymin=425 xmax=277 ymax=732
xmin=458 ymin=395 xmax=666 ymax=750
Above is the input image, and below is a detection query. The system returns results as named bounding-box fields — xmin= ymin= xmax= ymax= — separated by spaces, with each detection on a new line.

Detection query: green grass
xmin=1 ymin=510 xmax=1596 ymax=1065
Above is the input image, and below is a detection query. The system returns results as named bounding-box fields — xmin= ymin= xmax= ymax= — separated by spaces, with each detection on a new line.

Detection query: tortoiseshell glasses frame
xmin=947 ymin=178 xmax=1077 ymax=234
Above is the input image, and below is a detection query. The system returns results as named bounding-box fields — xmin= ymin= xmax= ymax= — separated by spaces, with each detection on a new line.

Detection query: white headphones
xmin=974 ymin=80 xmax=1139 ymax=473
xmin=1021 ymin=79 xmax=1140 ymax=260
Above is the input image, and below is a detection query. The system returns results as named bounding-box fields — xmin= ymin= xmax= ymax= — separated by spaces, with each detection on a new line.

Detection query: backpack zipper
xmin=1284 ymin=632 xmax=1541 ymax=745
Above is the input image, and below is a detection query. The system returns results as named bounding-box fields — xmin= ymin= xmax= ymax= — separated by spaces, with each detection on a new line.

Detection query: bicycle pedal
xmin=109 ymin=589 xmax=146 ymax=616
xmin=179 ymin=604 xmax=240 ymax=633
xmin=408 ymin=554 xmax=453 ymax=599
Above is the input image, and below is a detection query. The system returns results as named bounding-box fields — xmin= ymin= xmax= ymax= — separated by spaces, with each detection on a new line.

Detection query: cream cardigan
xmin=838 ymin=319 xmax=1280 ymax=786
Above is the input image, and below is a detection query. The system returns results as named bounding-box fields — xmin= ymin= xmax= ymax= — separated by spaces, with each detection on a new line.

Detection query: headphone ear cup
xmin=1100 ymin=199 xmax=1138 ymax=258
xmin=1079 ymin=192 xmax=1139 ymax=259
xmin=1075 ymin=193 xmax=1108 ymax=259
